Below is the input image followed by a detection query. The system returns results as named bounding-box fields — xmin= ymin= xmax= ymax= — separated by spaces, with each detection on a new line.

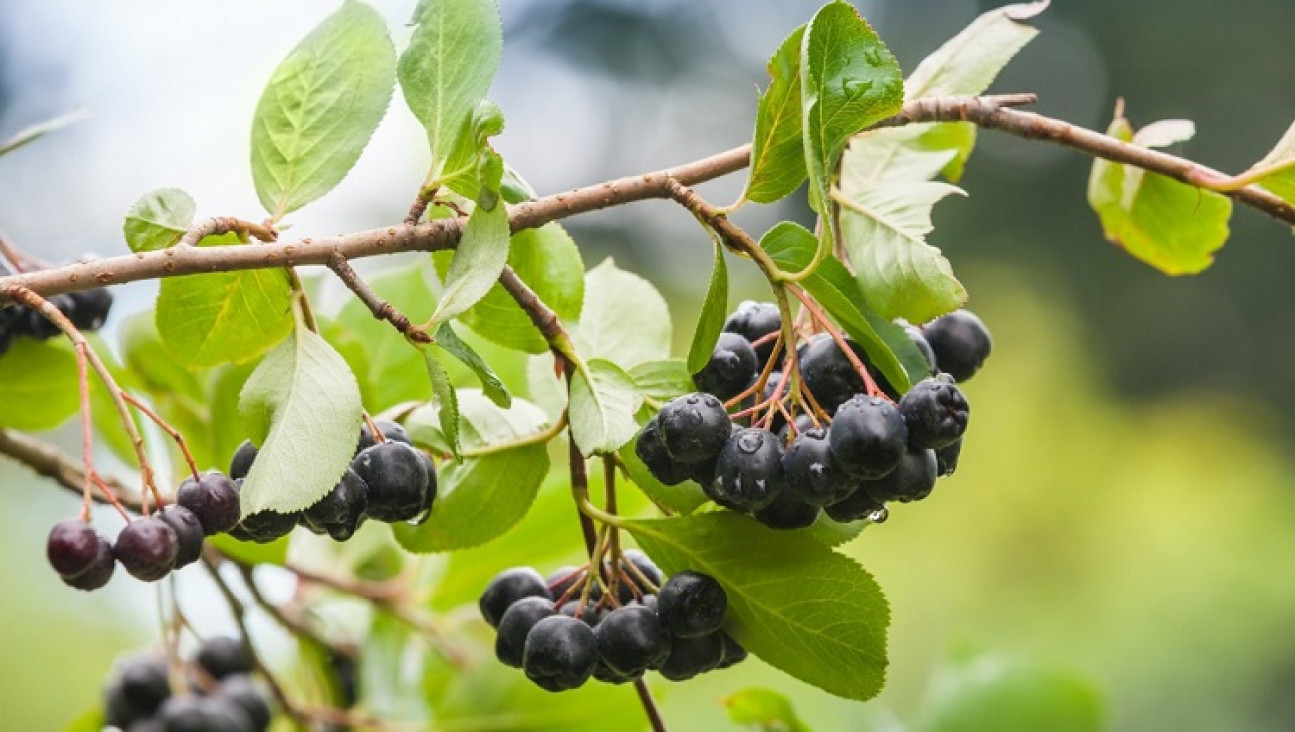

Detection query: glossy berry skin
xmin=196 ymin=636 xmax=253 ymax=680
xmin=723 ymin=301 xmax=781 ymax=367
xmin=798 ymin=334 xmax=867 ymax=414
xmin=62 ymin=536 xmax=115 ymax=590
xmin=301 ymin=469 xmax=369 ymax=541
xmin=634 ymin=418 xmax=692 ymax=486
xmin=559 ymin=600 xmax=607 ymax=627
xmin=480 ymin=567 xmax=551 ymax=628
xmin=495 ymin=597 xmax=557 ymax=668
xmin=68 ymin=288 xmax=114 ymax=331
xmin=717 ymin=633 xmax=748 ymax=669
xmin=861 ymin=446 xmax=938 ymax=503
xmin=230 ymin=509 xmax=298 ymax=544
xmin=922 ymin=309 xmax=992 ymax=382
xmin=693 ymin=332 xmax=759 ymax=401
xmin=899 ymin=375 xmax=969 ymax=449
xmin=47 ymin=518 xmax=102 ymax=577
xmin=935 ymin=437 xmax=963 ymax=477
xmin=658 ymin=631 xmax=725 ymax=681
xmin=215 ymin=675 xmax=272 ymax=732
xmin=155 ymin=505 xmax=204 ymax=569
xmin=688 ymin=455 xmax=719 ymax=488
xmin=356 ymin=419 xmax=411 ymax=455
xmin=176 ymin=472 xmax=242 ymax=535
xmin=782 ymin=428 xmax=850 ymax=506
xmin=114 ymin=516 xmax=178 ymax=581
xmin=352 ymin=442 xmax=430 ymax=523
xmin=754 ymin=490 xmax=821 ymax=530
xmin=708 ymin=428 xmax=786 ymax=512
xmin=823 ymin=483 xmax=885 ymax=523
xmin=595 ymin=606 xmax=672 ymax=675
xmin=228 ymin=441 xmax=258 ymax=481
xmin=657 ymin=392 xmax=732 ymax=465
xmin=829 ymin=395 xmax=908 ymax=480
xmin=523 ymin=615 xmax=599 ymax=692
xmin=657 ymin=571 xmax=727 ymax=638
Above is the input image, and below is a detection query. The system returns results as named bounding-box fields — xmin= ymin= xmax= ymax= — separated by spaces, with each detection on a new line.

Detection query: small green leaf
xmin=569 ymin=359 xmax=642 ymax=457
xmin=439 ymin=100 xmax=507 ymax=204
xmin=576 ymin=259 xmax=672 ymax=369
xmin=1087 ymin=114 xmax=1231 ymax=275
xmin=123 ymin=188 xmax=195 ymax=253
xmin=628 ymin=359 xmax=695 ymax=405
xmin=433 ymin=321 xmax=509 ymax=408
xmin=400 ymin=0 xmax=503 ymax=179
xmin=905 ymin=0 xmax=1048 ymax=99
xmin=251 ymin=0 xmax=397 ymax=218
xmin=919 ymin=652 xmax=1104 ymax=732
xmin=0 ymin=338 xmax=79 ymax=430
xmin=686 ymin=239 xmax=729 ymax=375
xmin=746 ymin=24 xmax=808 ymax=204
xmin=430 ymin=202 xmax=510 ymax=326
xmin=238 ymin=319 xmax=364 ymax=516
xmin=1243 ymin=119 xmax=1295 ymax=205
xmin=724 ymin=687 xmax=812 ymax=732
xmin=421 ymin=348 xmax=461 ymax=457
xmin=627 ymin=511 xmax=890 ymax=701
xmin=395 ymin=391 xmax=552 ymax=552
xmin=209 ymin=532 xmax=290 ymax=566
xmin=501 ymin=163 xmax=538 ymax=203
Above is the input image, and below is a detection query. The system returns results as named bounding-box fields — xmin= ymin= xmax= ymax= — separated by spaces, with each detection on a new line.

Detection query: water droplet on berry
xmin=868 ymin=507 xmax=889 ymax=524
xmin=736 ymin=433 xmax=762 ymax=454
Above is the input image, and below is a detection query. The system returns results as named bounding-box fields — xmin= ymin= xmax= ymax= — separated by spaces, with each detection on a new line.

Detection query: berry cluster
xmin=636 ymin=304 xmax=992 ymax=527
xmin=104 ymin=637 xmax=272 ymax=731
xmin=479 ymin=556 xmax=745 ymax=691
xmin=225 ymin=420 xmax=437 ymax=543
xmin=0 ymin=286 xmax=113 ymax=355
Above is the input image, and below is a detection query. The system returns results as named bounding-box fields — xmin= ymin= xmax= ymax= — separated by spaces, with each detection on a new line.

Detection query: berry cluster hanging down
xmin=0 ymin=285 xmax=113 ymax=354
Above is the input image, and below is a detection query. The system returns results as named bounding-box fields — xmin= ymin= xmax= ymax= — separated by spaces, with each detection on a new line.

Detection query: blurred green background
xmin=2 ymin=0 xmax=1294 ymax=730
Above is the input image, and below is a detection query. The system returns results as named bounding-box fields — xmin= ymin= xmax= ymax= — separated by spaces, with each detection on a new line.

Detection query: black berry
xmin=781 ymin=428 xmax=850 ymax=506
xmin=25 ymin=294 xmax=75 ymax=339
xmin=658 ymin=631 xmax=724 ymax=681
xmin=559 ymin=599 xmax=607 ymax=627
xmin=351 ymin=441 xmax=429 ymax=523
xmin=356 ymin=419 xmax=411 ymax=455
xmin=197 ymin=636 xmax=254 ymax=680
xmin=620 ymin=549 xmax=663 ymax=589
xmin=657 ymin=571 xmax=727 ymax=638
xmin=595 ymin=605 xmax=672 ymax=676
xmin=229 ymin=441 xmax=258 ymax=481
xmin=545 ymin=566 xmax=583 ymax=602
xmin=898 ymin=375 xmax=969 ymax=449
xmin=108 ymin=653 xmax=171 ymax=723
xmin=176 ymin=471 xmax=242 ymax=535
xmin=860 ymin=446 xmax=938 ymax=503
xmin=708 ymin=428 xmax=785 ymax=512
xmin=230 ymin=509 xmax=298 ymax=544
xmin=798 ymin=334 xmax=867 ymax=414
xmin=935 ymin=437 xmax=963 ymax=476
xmin=522 ymin=615 xmax=599 ymax=692
xmin=301 ymin=469 xmax=369 ymax=541
xmin=214 ymin=675 xmax=272 ymax=732
xmin=47 ymin=518 xmax=101 ymax=577
xmin=480 ymin=567 xmax=551 ymax=628
xmin=922 ymin=309 xmax=992 ymax=382
xmin=754 ymin=490 xmax=821 ymax=530
xmin=114 ymin=516 xmax=178 ymax=581
xmin=828 ymin=395 xmax=907 ymax=480
xmin=634 ymin=418 xmax=692 ymax=486
xmin=723 ymin=301 xmax=781 ymax=367
xmin=68 ymin=288 xmax=114 ymax=331
xmin=717 ymin=633 xmax=748 ymax=669
xmin=693 ymin=332 xmax=758 ymax=401
xmin=822 ymin=483 xmax=885 ymax=523
xmin=657 ymin=392 xmax=732 ymax=465
xmin=495 ymin=596 xmax=556 ymax=668
xmin=155 ymin=505 xmax=204 ymax=569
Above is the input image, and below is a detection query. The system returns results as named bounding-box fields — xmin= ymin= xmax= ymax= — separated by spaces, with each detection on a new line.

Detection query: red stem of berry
xmin=75 ymin=343 xmax=95 ymax=521
xmin=790 ymin=285 xmax=886 ymax=399
xmin=121 ymin=392 xmax=201 ymax=484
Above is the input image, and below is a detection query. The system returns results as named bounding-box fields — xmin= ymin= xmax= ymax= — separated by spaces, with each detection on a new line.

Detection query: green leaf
xmin=156 ymin=233 xmax=295 ymax=369
xmin=919 ymin=652 xmax=1104 ymax=732
xmin=905 ymin=0 xmax=1048 ymax=99
xmin=746 ymin=24 xmax=808 ymax=204
xmin=1087 ymin=114 xmax=1231 ymax=275
xmin=395 ymin=391 xmax=551 ymax=552
xmin=686 ymin=239 xmax=729 ymax=375
xmin=500 ymin=163 xmax=538 ymax=204
xmin=576 ymin=259 xmax=671 ymax=369
xmin=619 ymin=408 xmax=708 ymax=515
xmin=208 ymin=532 xmax=290 ymax=566
xmin=421 ymin=348 xmax=461 ymax=457
xmin=250 ymin=0 xmax=396 ymax=218
xmin=628 ymin=359 xmax=695 ymax=405
xmin=760 ymin=222 xmax=914 ymax=392
xmin=801 ymin=1 xmax=904 ymax=211
xmin=0 ymin=338 xmax=79 ymax=430
xmin=400 ymin=0 xmax=503 ymax=179
xmin=439 ymin=100 xmax=507 ymax=205
xmin=123 ymin=188 xmax=195 ymax=253
xmin=1243 ymin=119 xmax=1295 ymax=205
xmin=429 ymin=202 xmax=510 ymax=326
xmin=441 ymin=222 xmax=585 ymax=354
xmin=569 ymin=359 xmax=642 ymax=457
xmin=724 ymin=687 xmax=812 ymax=732
xmin=237 ymin=319 xmax=363 ymax=516
xmin=433 ymin=321 xmax=509 ymax=407
xmin=627 ymin=512 xmax=889 ymax=701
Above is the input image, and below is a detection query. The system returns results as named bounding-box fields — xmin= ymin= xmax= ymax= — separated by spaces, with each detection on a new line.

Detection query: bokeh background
xmin=2 ymin=0 xmax=1294 ymax=729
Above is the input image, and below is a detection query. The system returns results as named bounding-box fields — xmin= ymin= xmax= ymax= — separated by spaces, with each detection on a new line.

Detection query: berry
xmin=155 ymin=694 xmax=255 ymax=732
xmin=301 ymin=469 xmax=369 ymax=541
xmin=781 ymin=428 xmax=850 ymax=506
xmin=904 ymin=323 xmax=937 ymax=375
xmin=595 ymin=605 xmax=672 ymax=675
xmin=798 ymin=334 xmax=867 ymax=414
xmin=114 ymin=516 xmax=178 ymax=581
xmin=522 ymin=615 xmax=599 ymax=692
xmin=197 ymin=697 xmax=257 ymax=732
xmin=228 ymin=441 xmax=258 ymax=481
xmin=176 ymin=472 xmax=242 ymax=535
xmin=693 ymin=332 xmax=758 ymax=401
xmin=620 ymin=549 xmax=663 ymax=589
xmin=898 ymin=375 xmax=969 ymax=449
xmin=356 ymin=419 xmax=411 ymax=455
xmin=657 ymin=392 xmax=732 ymax=465
xmin=634 ymin=418 xmax=692 ymax=485
xmin=861 ymin=446 xmax=938 ymax=503
xmin=25 ymin=294 xmax=75 ymax=339
xmin=634 ymin=594 xmax=659 ymax=613
xmin=823 ymin=483 xmax=885 ymax=523
xmin=593 ymin=659 xmax=637 ymax=684
xmin=723 ymin=301 xmax=781 ymax=367
xmin=155 ymin=505 xmax=204 ymax=569
xmin=708 ymin=428 xmax=786 ymax=512
xmin=545 ymin=566 xmax=583 ymax=601
xmin=68 ymin=288 xmax=114 ymax=331
xmin=657 ymin=571 xmax=727 ymax=638
xmin=935 ymin=437 xmax=962 ymax=476
xmin=559 ymin=600 xmax=607 ymax=627
xmin=480 ymin=567 xmax=551 ymax=628
xmin=230 ymin=509 xmax=298 ymax=543
xmin=717 ymin=633 xmax=748 ymax=669
xmin=658 ymin=631 xmax=724 ymax=681
xmin=109 ymin=653 xmax=171 ymax=721
xmin=688 ymin=455 xmax=720 ymax=487
xmin=47 ymin=518 xmax=102 ymax=577
xmin=828 ymin=395 xmax=907 ymax=480
xmin=754 ymin=490 xmax=820 ymax=530
xmin=351 ymin=441 xmax=430 ymax=523
xmin=495 ymin=597 xmax=556 ymax=668
xmin=416 ymin=450 xmax=438 ymax=518
xmin=62 ymin=536 xmax=115 ymax=591
xmin=196 ymin=636 xmax=254 ymax=680
xmin=777 ymin=413 xmax=816 ymax=443
xmin=214 ymin=675 xmax=272 ymax=731
xmin=922 ymin=309 xmax=992 ymax=382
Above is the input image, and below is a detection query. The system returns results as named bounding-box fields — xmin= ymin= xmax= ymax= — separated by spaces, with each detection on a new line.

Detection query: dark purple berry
xmin=861 ymin=446 xmax=938 ymax=503
xmin=545 ymin=566 xmax=584 ymax=602
xmin=723 ymin=301 xmax=781 ymax=367
xmin=620 ymin=549 xmax=663 ymax=590
xmin=922 ymin=309 xmax=992 ymax=382
xmin=495 ymin=597 xmax=556 ymax=668
xmin=301 ymin=469 xmax=369 ymax=542
xmin=717 ymin=633 xmax=748 ymax=669
xmin=25 ymin=294 xmax=75 ymax=339
xmin=828 ymin=395 xmax=907 ymax=480
xmin=68 ymin=288 xmax=114 ymax=331
xmin=154 ymin=505 xmax=204 ymax=569
xmin=231 ymin=509 xmax=298 ymax=543
xmin=658 ymin=631 xmax=724 ymax=681
xmin=176 ymin=472 xmax=242 ymax=535
xmin=898 ymin=375 xmax=969 ymax=449
xmin=229 ymin=441 xmax=258 ymax=481
xmin=595 ymin=605 xmax=672 ymax=675
xmin=47 ymin=518 xmax=101 ymax=577
xmin=693 ymin=333 xmax=758 ymax=401
xmin=480 ymin=567 xmax=551 ymax=628
xmin=356 ymin=419 xmax=411 ymax=455
xmin=754 ymin=490 xmax=820 ymax=530
xmin=522 ymin=615 xmax=599 ymax=692
xmin=351 ymin=442 xmax=429 ymax=523
xmin=634 ymin=418 xmax=692 ymax=485
xmin=823 ymin=484 xmax=885 ymax=523
xmin=114 ymin=516 xmax=178 ymax=581
xmin=657 ymin=392 xmax=732 ymax=465
xmin=781 ymin=428 xmax=850 ymax=506
xmin=62 ymin=536 xmax=115 ymax=591
xmin=110 ymin=653 xmax=171 ymax=721
xmin=707 ymin=428 xmax=785 ymax=512
xmin=798 ymin=334 xmax=867 ymax=414
xmin=196 ymin=636 xmax=253 ymax=680
xmin=558 ymin=600 xmax=607 ymax=627
xmin=935 ymin=437 xmax=963 ymax=477
xmin=214 ymin=675 xmax=272 ymax=732
xmin=657 ymin=571 xmax=727 ymax=638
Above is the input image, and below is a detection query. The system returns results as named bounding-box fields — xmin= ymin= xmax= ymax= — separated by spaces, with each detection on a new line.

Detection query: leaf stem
xmin=460 ymin=411 xmax=568 ymax=459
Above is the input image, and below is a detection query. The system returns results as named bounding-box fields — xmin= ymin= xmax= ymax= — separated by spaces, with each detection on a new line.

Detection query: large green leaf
xmin=123 ymin=188 xmax=195 ymax=253
xmin=1244 ymin=119 xmax=1295 ymax=205
xmin=1087 ymin=115 xmax=1231 ymax=275
xmin=576 ymin=259 xmax=672 ymax=369
xmin=156 ymin=233 xmax=295 ymax=369
xmin=745 ymin=24 xmax=807 ymax=204
xmin=395 ymin=391 xmax=551 ymax=552
xmin=686 ymin=239 xmax=729 ymax=375
xmin=250 ymin=0 xmax=396 ymax=218
xmin=0 ymin=338 xmax=79 ymax=430
xmin=400 ymin=0 xmax=503 ymax=179
xmin=237 ymin=319 xmax=364 ymax=516
xmin=429 ymin=203 xmax=510 ymax=326
xmin=569 ymin=359 xmax=642 ymax=457
xmin=628 ymin=512 xmax=890 ymax=701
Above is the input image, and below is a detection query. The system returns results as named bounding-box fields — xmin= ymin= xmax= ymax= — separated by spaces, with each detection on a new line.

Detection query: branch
xmin=326 ymin=253 xmax=431 ymax=344
xmin=0 ymin=428 xmax=143 ymax=512
xmin=178 ymin=217 xmax=277 ymax=248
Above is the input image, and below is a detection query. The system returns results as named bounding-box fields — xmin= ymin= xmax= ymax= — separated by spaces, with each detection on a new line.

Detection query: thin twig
xmin=121 ymin=392 xmax=201 ymax=483
xmin=179 ymin=217 xmax=277 ymax=248
xmin=327 ymin=253 xmax=431 ymax=343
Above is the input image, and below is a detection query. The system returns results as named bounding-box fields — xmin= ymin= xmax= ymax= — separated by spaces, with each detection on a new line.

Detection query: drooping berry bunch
xmin=636 ymin=303 xmax=991 ymax=528
xmin=0 ymin=285 xmax=114 ymax=355
xmin=103 ymin=637 xmax=273 ymax=731
xmin=479 ymin=555 xmax=746 ymax=691
xmin=225 ymin=419 xmax=437 ymax=543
